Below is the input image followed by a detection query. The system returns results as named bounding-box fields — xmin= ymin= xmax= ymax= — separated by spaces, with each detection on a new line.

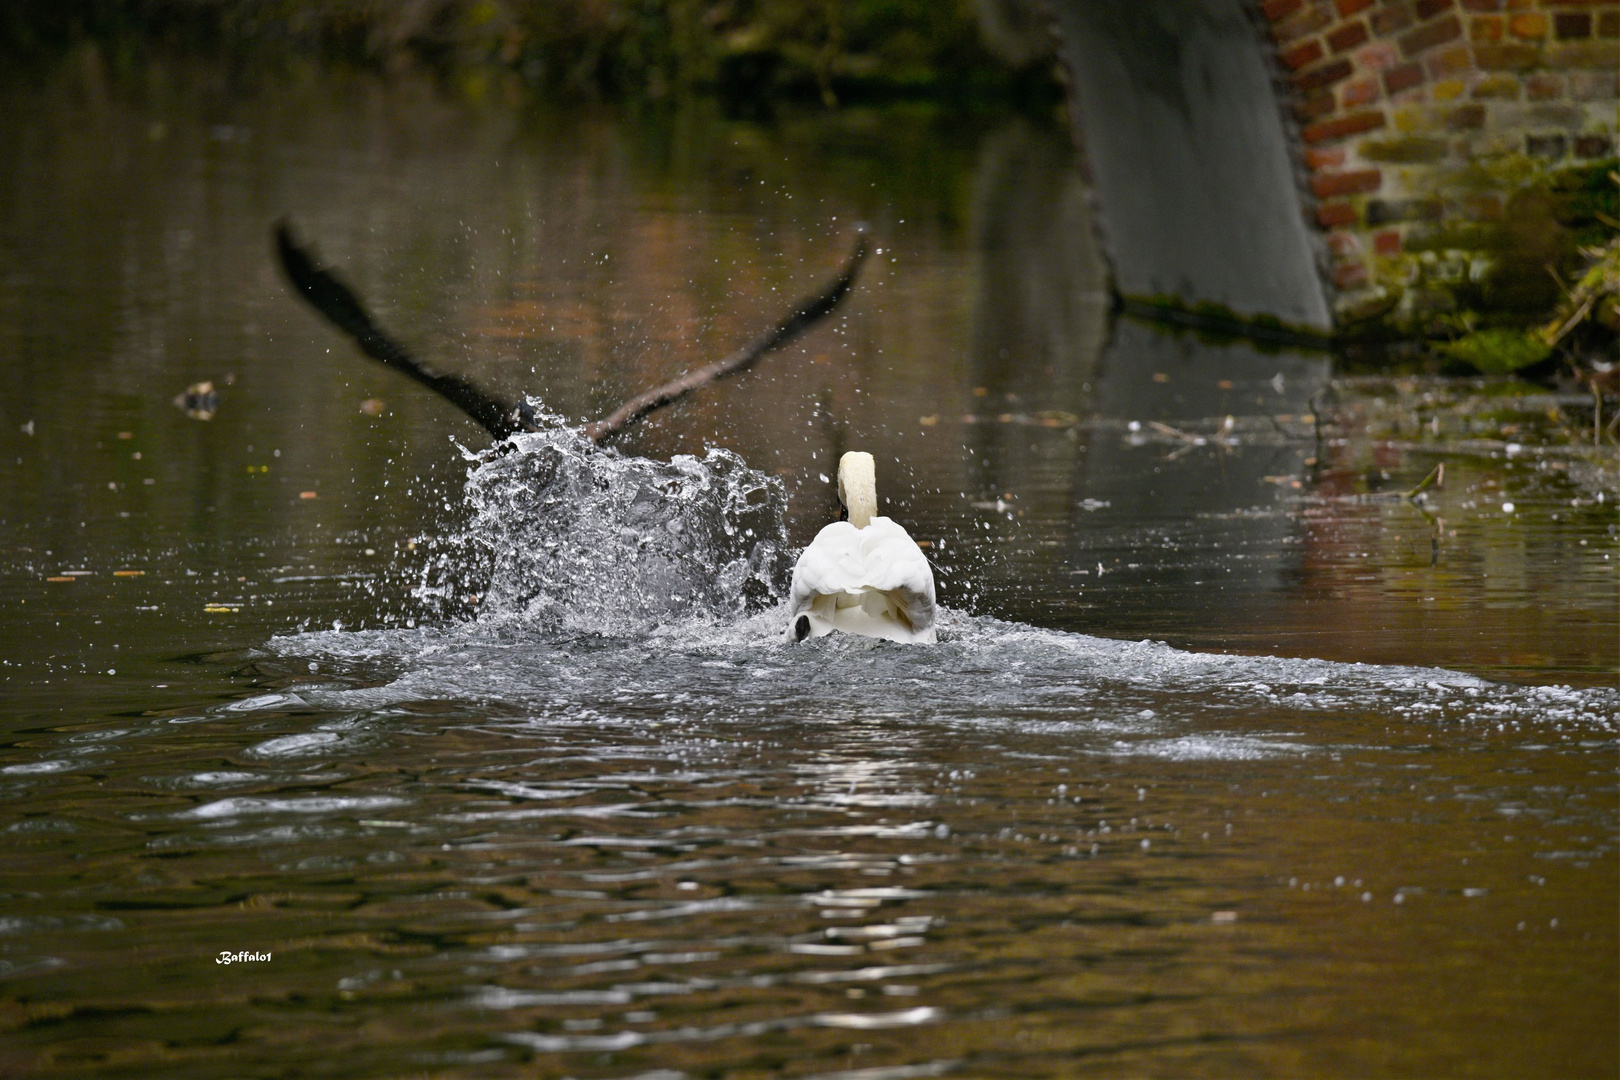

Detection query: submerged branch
xmin=275 ymin=220 xmax=869 ymax=446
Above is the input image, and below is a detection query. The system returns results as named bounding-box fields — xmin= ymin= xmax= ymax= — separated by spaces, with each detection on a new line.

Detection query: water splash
xmin=419 ymin=415 xmax=789 ymax=635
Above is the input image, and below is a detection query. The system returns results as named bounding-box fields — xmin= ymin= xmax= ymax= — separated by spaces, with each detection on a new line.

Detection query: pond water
xmin=1 ymin=55 xmax=1615 ymax=1078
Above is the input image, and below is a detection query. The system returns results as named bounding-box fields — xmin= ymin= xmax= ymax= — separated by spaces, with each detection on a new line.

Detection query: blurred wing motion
xmin=275 ymin=220 xmax=869 ymax=445
xmin=275 ymin=222 xmax=531 ymax=440
xmin=785 ymin=517 xmax=937 ymax=644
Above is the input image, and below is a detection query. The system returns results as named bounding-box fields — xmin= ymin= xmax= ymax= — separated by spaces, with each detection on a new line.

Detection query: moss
xmin=1434 ymin=328 xmax=1552 ymax=374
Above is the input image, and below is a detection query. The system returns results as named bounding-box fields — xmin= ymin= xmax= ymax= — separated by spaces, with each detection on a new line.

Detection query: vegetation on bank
xmin=0 ymin=0 xmax=1063 ymax=108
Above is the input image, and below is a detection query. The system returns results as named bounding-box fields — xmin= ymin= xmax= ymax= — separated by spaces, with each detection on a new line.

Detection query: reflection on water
xmin=0 ymin=55 xmax=1615 ymax=1079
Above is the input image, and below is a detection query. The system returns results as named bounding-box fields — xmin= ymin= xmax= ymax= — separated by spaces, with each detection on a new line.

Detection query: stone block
xmin=1296 ymin=57 xmax=1356 ymax=91
xmin=1317 ymin=200 xmax=1360 ymax=227
xmin=1385 ymin=61 xmax=1427 ymax=93
xmin=1282 ymin=40 xmax=1326 ymax=69
xmin=1460 ymin=0 xmax=1501 ymax=10
xmin=1471 ymin=15 xmax=1503 ymax=40
xmin=1365 ymin=198 xmax=1444 ymax=224
xmin=1524 ymin=72 xmax=1563 ymax=98
xmin=1570 ymin=70 xmax=1618 ymax=99
xmin=1525 ymin=133 xmax=1567 ymax=158
xmin=1474 ymin=42 xmax=1541 ymax=69
xmin=1333 ymin=260 xmax=1371 ymax=288
xmin=1529 ymin=103 xmax=1586 ymax=126
xmin=1296 ymin=91 xmax=1339 ymax=120
xmin=1329 ymin=21 xmax=1371 ymax=51
xmin=1547 ymin=42 xmax=1620 ymax=67
xmin=1373 ymin=3 xmax=1417 ymax=34
xmin=1336 ymin=0 xmax=1375 ymax=15
xmin=1599 ymin=10 xmax=1619 ymax=37
xmin=1342 ymin=76 xmax=1382 ymax=104
xmin=1447 ymin=102 xmax=1487 ymax=127
xmin=1359 ymin=135 xmax=1451 ymax=161
xmin=1415 ymin=0 xmax=1456 ymax=18
xmin=1507 ymin=12 xmax=1546 ymax=38
xmin=1400 ymin=14 xmax=1463 ymax=56
xmin=1304 ymin=109 xmax=1390 ymax=142
xmin=1575 ymin=133 xmax=1617 ymax=157
xmin=1426 ymin=44 xmax=1474 ymax=76
xmin=1459 ymin=194 xmax=1505 ymax=219
xmin=1264 ymin=0 xmax=1304 ymax=21
xmin=1554 ymin=12 xmax=1592 ymax=38
xmin=1311 ymin=168 xmax=1384 ymax=196
xmin=1326 ymin=230 xmax=1361 ymax=255
xmin=1471 ymin=74 xmax=1521 ymax=97
xmin=1275 ymin=5 xmax=1334 ymax=42
xmin=1433 ymin=78 xmax=1468 ymax=99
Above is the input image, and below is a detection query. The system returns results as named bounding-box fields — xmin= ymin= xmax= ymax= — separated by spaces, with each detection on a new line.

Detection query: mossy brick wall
xmin=1258 ymin=0 xmax=1618 ymax=325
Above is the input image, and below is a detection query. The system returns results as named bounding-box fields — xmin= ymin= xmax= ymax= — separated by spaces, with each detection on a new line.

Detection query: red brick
xmin=1460 ymin=0 xmax=1500 ymax=10
xmin=1336 ymin=0 xmax=1374 ymax=14
xmin=1264 ymin=0 xmax=1304 ymax=20
xmin=1342 ymin=75 xmax=1381 ymax=104
xmin=1474 ymin=42 xmax=1541 ymax=68
xmin=1333 ymin=261 xmax=1371 ymax=288
xmin=1312 ymin=168 xmax=1384 ymax=196
xmin=1373 ymin=230 xmax=1403 ymax=254
xmin=1326 ymin=230 xmax=1360 ymax=255
xmin=1303 ymin=109 xmax=1389 ymax=142
xmin=1400 ymin=14 xmax=1463 ymax=55
xmin=1415 ymin=0 xmax=1455 ymax=19
xmin=1426 ymin=44 xmax=1474 ymax=76
xmin=1471 ymin=14 xmax=1503 ymax=40
xmin=1274 ymin=5 xmax=1334 ymax=41
xmin=1328 ymin=21 xmax=1371 ymax=50
xmin=1317 ymin=201 xmax=1360 ymax=227
xmin=1305 ymin=147 xmax=1348 ymax=168
xmin=1356 ymin=41 xmax=1401 ymax=70
xmin=1296 ymin=57 xmax=1356 ymax=91
xmin=1524 ymin=72 xmax=1562 ymax=98
xmin=1373 ymin=3 xmax=1416 ymax=35
xmin=1384 ymin=61 xmax=1427 ymax=92
xmin=1548 ymin=41 xmax=1620 ymax=66
xmin=1554 ymin=12 xmax=1592 ymax=38
xmin=1507 ymin=12 xmax=1545 ymax=37
xmin=1282 ymin=39 xmax=1326 ymax=69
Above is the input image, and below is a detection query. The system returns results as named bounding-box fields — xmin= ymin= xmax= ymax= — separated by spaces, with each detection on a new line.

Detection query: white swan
xmin=785 ymin=451 xmax=937 ymax=643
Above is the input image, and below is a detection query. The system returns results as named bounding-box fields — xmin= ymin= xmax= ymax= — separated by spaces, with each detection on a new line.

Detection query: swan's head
xmin=836 ymin=451 xmax=878 ymax=529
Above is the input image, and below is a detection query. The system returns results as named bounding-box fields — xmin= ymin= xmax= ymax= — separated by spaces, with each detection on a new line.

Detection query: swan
xmin=785 ymin=452 xmax=937 ymax=644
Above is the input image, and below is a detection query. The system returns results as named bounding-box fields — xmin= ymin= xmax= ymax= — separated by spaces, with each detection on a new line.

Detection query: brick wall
xmin=1259 ymin=0 xmax=1618 ymax=324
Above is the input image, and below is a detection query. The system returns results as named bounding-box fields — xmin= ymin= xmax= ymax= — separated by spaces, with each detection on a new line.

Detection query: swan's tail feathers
xmin=274 ymin=220 xmax=535 ymax=441
xmin=583 ymin=224 xmax=871 ymax=444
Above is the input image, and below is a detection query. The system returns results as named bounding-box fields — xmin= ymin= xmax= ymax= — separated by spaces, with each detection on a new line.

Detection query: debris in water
xmin=174 ymin=381 xmax=219 ymax=420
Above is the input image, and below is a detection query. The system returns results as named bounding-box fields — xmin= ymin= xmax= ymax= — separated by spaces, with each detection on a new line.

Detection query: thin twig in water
xmin=1402 ymin=462 xmax=1444 ymax=500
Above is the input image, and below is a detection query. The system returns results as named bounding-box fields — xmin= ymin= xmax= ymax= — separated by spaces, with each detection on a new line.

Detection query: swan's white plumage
xmin=785 ymin=453 xmax=936 ymax=644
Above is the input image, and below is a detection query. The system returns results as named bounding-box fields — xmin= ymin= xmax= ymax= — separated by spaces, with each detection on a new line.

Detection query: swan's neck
xmin=838 ymin=451 xmax=878 ymax=529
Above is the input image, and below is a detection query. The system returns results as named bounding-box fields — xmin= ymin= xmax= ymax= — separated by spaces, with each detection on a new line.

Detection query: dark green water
xmin=0 ymin=54 xmax=1615 ymax=1079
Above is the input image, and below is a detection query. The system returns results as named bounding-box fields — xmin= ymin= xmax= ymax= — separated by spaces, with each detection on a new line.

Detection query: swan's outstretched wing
xmin=275 ymin=222 xmax=532 ymax=440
